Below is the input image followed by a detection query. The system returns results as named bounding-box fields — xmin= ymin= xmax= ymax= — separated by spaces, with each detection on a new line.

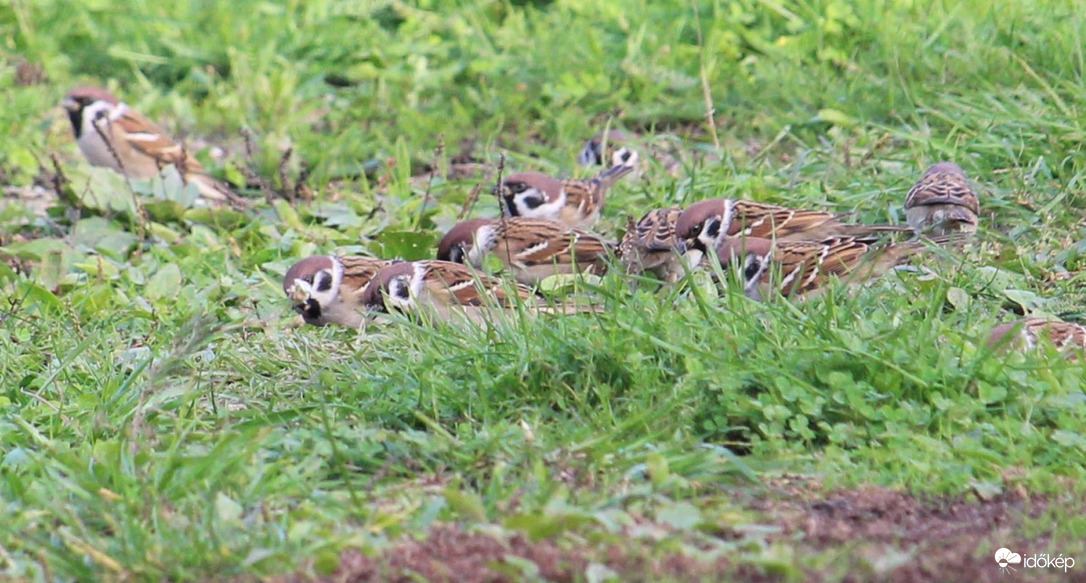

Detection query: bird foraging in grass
xmin=904 ymin=162 xmax=979 ymax=237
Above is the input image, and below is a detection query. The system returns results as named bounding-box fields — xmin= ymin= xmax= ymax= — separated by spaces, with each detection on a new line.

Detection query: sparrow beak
xmin=61 ymin=98 xmax=80 ymax=112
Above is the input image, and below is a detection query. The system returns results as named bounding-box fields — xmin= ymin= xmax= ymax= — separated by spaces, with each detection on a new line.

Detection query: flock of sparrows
xmin=59 ymin=86 xmax=1086 ymax=358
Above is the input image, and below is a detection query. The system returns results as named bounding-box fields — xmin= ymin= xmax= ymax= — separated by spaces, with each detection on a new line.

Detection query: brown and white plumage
xmin=617 ymin=207 xmax=688 ymax=282
xmin=715 ymin=235 xmax=941 ymax=301
xmin=283 ymin=255 xmax=396 ymax=327
xmin=358 ymin=260 xmax=540 ymax=324
xmin=904 ymin=162 xmax=979 ymax=236
xmin=62 ymin=86 xmax=241 ymax=208
xmin=676 ymin=198 xmax=910 ymax=268
xmin=578 ymin=129 xmax=687 ymax=176
xmin=987 ymin=318 xmax=1086 ymax=358
xmin=436 ymin=217 xmax=613 ymax=284
xmin=496 ymin=148 xmax=639 ymax=229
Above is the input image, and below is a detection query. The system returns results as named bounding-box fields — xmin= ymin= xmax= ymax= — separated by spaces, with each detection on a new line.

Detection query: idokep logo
xmin=995 ymin=547 xmax=1075 ymax=574
xmin=994 ymin=548 xmax=1021 ymax=574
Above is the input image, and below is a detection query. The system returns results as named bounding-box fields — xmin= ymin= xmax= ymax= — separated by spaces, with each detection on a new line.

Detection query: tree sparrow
xmin=676 ymin=198 xmax=910 ymax=268
xmin=904 ymin=162 xmax=979 ymax=236
xmin=359 ymin=260 xmax=546 ymax=324
xmin=436 ymin=217 xmax=613 ymax=285
xmin=715 ymin=235 xmax=947 ymax=301
xmin=496 ymin=148 xmax=639 ymax=229
xmin=987 ymin=318 xmax=1086 ymax=358
xmin=283 ymin=255 xmax=396 ymax=327
xmin=62 ymin=86 xmax=241 ymax=208
xmin=578 ymin=129 xmax=686 ymax=176
xmin=617 ymin=207 xmax=688 ymax=282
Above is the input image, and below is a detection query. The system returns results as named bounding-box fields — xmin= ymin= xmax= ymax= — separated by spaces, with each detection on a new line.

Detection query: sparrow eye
xmin=507 ymin=181 xmax=528 ymax=194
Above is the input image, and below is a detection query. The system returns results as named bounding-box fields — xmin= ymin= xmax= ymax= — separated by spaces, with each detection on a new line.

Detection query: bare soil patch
xmin=272 ymin=482 xmax=1082 ymax=583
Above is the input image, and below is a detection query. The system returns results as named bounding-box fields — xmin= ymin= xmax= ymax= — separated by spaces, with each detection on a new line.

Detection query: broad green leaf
xmin=146 ymin=264 xmax=183 ymax=300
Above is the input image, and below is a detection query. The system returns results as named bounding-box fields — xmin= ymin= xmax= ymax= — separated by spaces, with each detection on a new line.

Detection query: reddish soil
xmin=273 ymin=483 xmax=1084 ymax=583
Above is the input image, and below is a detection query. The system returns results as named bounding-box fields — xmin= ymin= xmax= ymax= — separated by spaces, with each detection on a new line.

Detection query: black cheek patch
xmin=449 ymin=245 xmax=465 ymax=264
xmin=393 ymin=282 xmax=411 ymax=300
xmin=523 ymin=194 xmax=545 ymax=210
xmin=67 ymin=110 xmax=83 ymax=138
xmin=704 ymin=219 xmax=721 ymax=240
xmin=744 ymin=257 xmax=763 ymax=281
xmin=315 ymin=273 xmax=333 ymax=292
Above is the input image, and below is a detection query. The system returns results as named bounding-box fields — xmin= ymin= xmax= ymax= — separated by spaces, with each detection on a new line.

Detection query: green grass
xmin=1 ymin=0 xmax=1085 ymax=580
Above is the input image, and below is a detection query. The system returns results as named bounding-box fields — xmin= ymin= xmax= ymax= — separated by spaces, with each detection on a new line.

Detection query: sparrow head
xmin=283 ymin=255 xmax=343 ymax=326
xmin=63 ymin=86 xmax=121 ymax=137
xmin=578 ymin=129 xmax=630 ymax=166
xmin=436 ymin=218 xmax=497 ymax=265
xmin=612 ymin=146 xmax=639 ymax=168
xmin=495 ymin=172 xmax=564 ymax=218
xmin=716 ymin=237 xmax=773 ymax=302
xmin=924 ymin=161 xmax=966 ymax=177
xmin=987 ymin=320 xmax=1030 ymax=351
xmin=676 ymin=199 xmax=729 ymax=252
xmin=359 ymin=261 xmax=419 ymax=314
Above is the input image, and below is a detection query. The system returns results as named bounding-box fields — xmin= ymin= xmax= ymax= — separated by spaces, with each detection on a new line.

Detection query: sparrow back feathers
xmin=904 ymin=162 xmax=979 ymax=236
xmin=436 ymin=217 xmax=613 ymax=284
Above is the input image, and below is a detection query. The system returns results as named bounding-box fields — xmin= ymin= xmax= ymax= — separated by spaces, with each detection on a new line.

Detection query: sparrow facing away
xmin=676 ymin=198 xmax=911 ymax=268
xmin=283 ymin=255 xmax=396 ymax=328
xmin=62 ymin=86 xmax=241 ymax=208
xmin=496 ymin=147 xmax=639 ymax=229
xmin=987 ymin=318 xmax=1086 ymax=358
xmin=435 ymin=217 xmax=613 ymax=285
xmin=714 ymin=235 xmax=944 ymax=301
xmin=617 ymin=207 xmax=688 ymax=283
xmin=904 ymin=162 xmax=979 ymax=236
xmin=358 ymin=260 xmax=546 ymax=325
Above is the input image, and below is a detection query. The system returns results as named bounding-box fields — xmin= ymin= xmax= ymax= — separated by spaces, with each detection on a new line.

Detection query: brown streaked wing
xmin=905 ymin=171 xmax=980 ymax=214
xmin=729 ymin=201 xmax=839 ymax=239
xmin=111 ymin=108 xmax=205 ymax=173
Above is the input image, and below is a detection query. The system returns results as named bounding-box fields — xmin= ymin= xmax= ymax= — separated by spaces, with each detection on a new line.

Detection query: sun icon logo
xmin=995 ymin=548 xmax=1022 ymax=574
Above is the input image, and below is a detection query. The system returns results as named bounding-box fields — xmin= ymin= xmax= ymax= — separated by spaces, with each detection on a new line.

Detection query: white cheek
xmin=387 ymin=277 xmax=415 ymax=311
xmin=77 ymin=102 xmax=123 ymax=169
xmin=516 ymin=188 xmax=567 ymax=221
xmin=468 ymin=225 xmax=497 ymax=266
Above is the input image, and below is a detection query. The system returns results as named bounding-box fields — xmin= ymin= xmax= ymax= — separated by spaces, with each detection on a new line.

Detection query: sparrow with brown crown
xmin=358 ymin=260 xmax=542 ymax=325
xmin=714 ymin=235 xmax=953 ymax=301
xmin=283 ymin=255 xmax=396 ymax=327
xmin=436 ymin=217 xmax=613 ymax=285
xmin=496 ymin=147 xmax=639 ymax=229
xmin=676 ymin=198 xmax=911 ymax=269
xmin=62 ymin=86 xmax=242 ymax=208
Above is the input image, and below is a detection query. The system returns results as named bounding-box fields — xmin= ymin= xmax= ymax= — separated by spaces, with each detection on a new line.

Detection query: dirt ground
xmin=273 ymin=482 xmax=1085 ymax=583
